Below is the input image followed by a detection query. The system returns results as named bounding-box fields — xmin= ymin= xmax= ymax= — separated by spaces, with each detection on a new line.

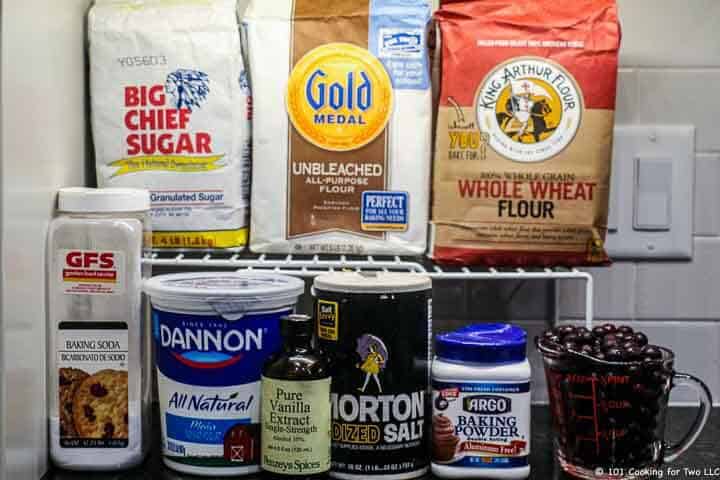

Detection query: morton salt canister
xmin=144 ymin=272 xmax=305 ymax=477
xmin=313 ymin=272 xmax=432 ymax=479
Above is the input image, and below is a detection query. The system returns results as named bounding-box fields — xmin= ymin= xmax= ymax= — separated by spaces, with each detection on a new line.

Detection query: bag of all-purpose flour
xmin=90 ymin=0 xmax=251 ymax=250
xmin=244 ymin=0 xmax=432 ymax=256
xmin=431 ymin=0 xmax=620 ymax=266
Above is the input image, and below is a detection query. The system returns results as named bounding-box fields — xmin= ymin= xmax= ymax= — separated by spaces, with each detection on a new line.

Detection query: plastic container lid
xmin=313 ymin=272 xmax=431 ymax=294
xmin=144 ymin=272 xmax=305 ymax=317
xmin=435 ymin=324 xmax=527 ymax=364
xmin=59 ymin=187 xmax=150 ymax=213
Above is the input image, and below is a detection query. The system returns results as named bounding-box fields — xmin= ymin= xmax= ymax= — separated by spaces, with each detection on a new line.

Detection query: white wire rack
xmin=144 ymin=252 xmax=594 ymax=327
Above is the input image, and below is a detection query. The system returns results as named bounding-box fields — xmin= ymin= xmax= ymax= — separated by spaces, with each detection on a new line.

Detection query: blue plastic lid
xmin=435 ymin=324 xmax=527 ymax=364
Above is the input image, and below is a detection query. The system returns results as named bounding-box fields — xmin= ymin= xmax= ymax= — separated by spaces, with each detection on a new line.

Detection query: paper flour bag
xmin=244 ymin=0 xmax=432 ymax=256
xmin=431 ymin=0 xmax=620 ymax=266
xmin=89 ymin=0 xmax=251 ymax=250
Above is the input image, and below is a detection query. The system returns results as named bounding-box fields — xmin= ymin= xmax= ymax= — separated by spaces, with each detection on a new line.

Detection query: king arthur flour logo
xmin=475 ymin=57 xmax=583 ymax=163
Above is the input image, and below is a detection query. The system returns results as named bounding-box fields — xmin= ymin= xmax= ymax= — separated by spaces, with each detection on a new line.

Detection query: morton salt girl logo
xmin=112 ymin=68 xmax=224 ymax=176
xmin=476 ymin=57 xmax=583 ymax=163
xmin=286 ymin=43 xmax=394 ymax=152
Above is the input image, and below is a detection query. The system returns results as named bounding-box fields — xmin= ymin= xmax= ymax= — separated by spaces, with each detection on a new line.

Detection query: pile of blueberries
xmin=537 ymin=324 xmax=673 ymax=469
xmin=539 ymin=323 xmax=663 ymax=363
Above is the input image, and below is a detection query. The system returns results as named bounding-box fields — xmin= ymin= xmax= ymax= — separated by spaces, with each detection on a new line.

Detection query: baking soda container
xmin=432 ymin=324 xmax=531 ymax=480
xmin=47 ymin=187 xmax=151 ymax=471
xmin=144 ymin=272 xmax=305 ymax=476
xmin=313 ymin=272 xmax=432 ymax=480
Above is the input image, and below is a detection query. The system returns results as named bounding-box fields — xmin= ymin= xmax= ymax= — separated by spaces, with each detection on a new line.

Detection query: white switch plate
xmin=606 ymin=125 xmax=695 ymax=259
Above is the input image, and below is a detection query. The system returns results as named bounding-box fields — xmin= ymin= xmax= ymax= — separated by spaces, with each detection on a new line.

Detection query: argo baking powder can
xmin=143 ymin=272 xmax=305 ymax=477
xmin=313 ymin=272 xmax=432 ymax=480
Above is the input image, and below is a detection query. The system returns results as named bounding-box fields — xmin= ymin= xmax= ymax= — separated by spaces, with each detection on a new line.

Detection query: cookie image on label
xmin=72 ymin=369 xmax=129 ymax=440
xmin=355 ymin=334 xmax=388 ymax=394
xmin=59 ymin=368 xmax=90 ymax=437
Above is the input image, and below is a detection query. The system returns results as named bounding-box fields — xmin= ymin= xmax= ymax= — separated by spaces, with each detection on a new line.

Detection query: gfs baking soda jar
xmin=432 ymin=324 xmax=531 ymax=479
xmin=144 ymin=272 xmax=305 ymax=477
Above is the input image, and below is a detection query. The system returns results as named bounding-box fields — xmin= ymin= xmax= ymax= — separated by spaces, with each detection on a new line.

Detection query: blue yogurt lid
xmin=435 ymin=324 xmax=527 ymax=364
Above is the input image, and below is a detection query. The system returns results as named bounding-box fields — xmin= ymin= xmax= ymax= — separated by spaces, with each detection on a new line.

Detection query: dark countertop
xmin=45 ymin=407 xmax=720 ymax=480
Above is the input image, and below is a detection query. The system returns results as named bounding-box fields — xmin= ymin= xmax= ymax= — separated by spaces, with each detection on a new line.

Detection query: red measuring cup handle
xmin=664 ymin=372 xmax=713 ymax=463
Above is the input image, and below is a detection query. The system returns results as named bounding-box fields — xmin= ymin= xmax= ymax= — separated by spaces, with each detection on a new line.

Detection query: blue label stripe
xmin=446 ymin=455 xmax=529 ymax=468
xmin=433 ymin=381 xmax=531 ymax=394
xmin=368 ymin=0 xmax=431 ymax=90
xmin=361 ymin=191 xmax=409 ymax=229
xmin=166 ymin=412 xmax=250 ymax=445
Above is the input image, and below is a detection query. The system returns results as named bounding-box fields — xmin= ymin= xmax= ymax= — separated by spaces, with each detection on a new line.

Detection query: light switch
xmin=606 ymin=125 xmax=694 ymax=259
xmin=634 ymin=157 xmax=672 ymax=231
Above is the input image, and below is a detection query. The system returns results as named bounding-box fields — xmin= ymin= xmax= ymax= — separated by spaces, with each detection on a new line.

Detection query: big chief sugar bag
xmin=90 ymin=0 xmax=251 ymax=250
xmin=431 ymin=0 xmax=620 ymax=266
xmin=245 ymin=0 xmax=432 ymax=256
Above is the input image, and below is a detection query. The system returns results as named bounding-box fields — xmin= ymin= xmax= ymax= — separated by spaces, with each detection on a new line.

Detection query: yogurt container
xmin=144 ymin=272 xmax=305 ymax=476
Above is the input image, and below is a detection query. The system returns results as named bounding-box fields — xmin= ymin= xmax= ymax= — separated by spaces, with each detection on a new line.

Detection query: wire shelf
xmin=144 ymin=252 xmax=594 ymax=327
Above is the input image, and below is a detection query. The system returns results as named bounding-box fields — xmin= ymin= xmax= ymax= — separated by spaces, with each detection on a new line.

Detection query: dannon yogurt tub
xmin=144 ymin=272 xmax=305 ymax=476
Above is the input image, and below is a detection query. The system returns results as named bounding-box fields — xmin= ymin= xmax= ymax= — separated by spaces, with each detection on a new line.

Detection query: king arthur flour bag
xmin=431 ymin=0 xmax=620 ymax=266
xmin=245 ymin=0 xmax=432 ymax=256
xmin=89 ymin=0 xmax=251 ymax=250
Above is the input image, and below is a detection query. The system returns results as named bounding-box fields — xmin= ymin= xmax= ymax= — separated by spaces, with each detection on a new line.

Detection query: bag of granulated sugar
xmin=89 ymin=0 xmax=251 ymax=250
xmin=244 ymin=0 xmax=432 ymax=256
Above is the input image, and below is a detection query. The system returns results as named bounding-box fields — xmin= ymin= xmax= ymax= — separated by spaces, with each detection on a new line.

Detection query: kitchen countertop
xmin=45 ymin=407 xmax=720 ymax=480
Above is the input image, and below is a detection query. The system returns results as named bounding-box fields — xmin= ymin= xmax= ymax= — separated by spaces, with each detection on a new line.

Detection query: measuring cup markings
xmin=537 ymin=338 xmax=713 ymax=479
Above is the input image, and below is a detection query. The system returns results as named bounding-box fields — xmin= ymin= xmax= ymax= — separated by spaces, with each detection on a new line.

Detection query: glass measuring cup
xmin=536 ymin=338 xmax=712 ymax=480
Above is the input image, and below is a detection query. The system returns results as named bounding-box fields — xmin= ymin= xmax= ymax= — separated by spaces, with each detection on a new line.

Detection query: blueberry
xmin=643 ymin=346 xmax=663 ymax=359
xmin=578 ymin=331 xmax=595 ymax=344
xmin=592 ymin=326 xmax=606 ymax=337
xmin=625 ymin=346 xmax=644 ymax=360
xmin=605 ymin=348 xmax=624 ymax=361
xmin=564 ymin=341 xmax=580 ymax=352
xmin=602 ymin=335 xmax=619 ymax=349
xmin=563 ymin=333 xmax=580 ymax=344
xmin=618 ymin=325 xmax=634 ymax=335
xmin=580 ymin=344 xmax=594 ymax=355
xmin=633 ymin=332 xmax=649 ymax=347
xmin=602 ymin=323 xmax=617 ymax=334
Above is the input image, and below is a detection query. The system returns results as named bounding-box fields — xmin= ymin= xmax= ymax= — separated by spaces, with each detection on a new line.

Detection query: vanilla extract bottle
xmin=261 ymin=314 xmax=331 ymax=479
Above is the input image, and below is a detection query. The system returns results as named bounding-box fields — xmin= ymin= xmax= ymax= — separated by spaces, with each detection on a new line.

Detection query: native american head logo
xmin=165 ymin=69 xmax=210 ymax=111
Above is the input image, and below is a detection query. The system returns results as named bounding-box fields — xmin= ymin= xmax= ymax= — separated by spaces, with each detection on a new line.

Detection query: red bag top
xmin=435 ymin=0 xmax=621 ymax=109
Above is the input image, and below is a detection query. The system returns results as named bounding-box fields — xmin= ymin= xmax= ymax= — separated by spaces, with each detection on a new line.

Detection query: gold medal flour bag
xmin=431 ymin=0 xmax=620 ymax=266
xmin=90 ymin=0 xmax=251 ymax=250
xmin=245 ymin=0 xmax=432 ymax=256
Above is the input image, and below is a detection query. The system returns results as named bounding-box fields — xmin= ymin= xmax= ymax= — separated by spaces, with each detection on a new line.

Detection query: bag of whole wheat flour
xmin=89 ymin=0 xmax=251 ymax=250
xmin=431 ymin=0 xmax=620 ymax=266
xmin=245 ymin=0 xmax=432 ymax=256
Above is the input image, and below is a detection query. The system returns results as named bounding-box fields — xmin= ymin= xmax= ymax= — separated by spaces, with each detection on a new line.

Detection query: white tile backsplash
xmin=614 ymin=69 xmax=637 ymax=125
xmin=635 ymin=70 xmax=720 ymax=152
xmin=694 ymin=154 xmax=720 ymax=236
xmin=559 ymin=263 xmax=636 ymax=320
xmin=636 ymin=238 xmax=720 ymax=319
xmin=617 ymin=0 xmax=720 ymax=68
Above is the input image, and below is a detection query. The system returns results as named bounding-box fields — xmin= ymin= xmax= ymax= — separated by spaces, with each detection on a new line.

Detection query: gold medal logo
xmin=287 ymin=43 xmax=394 ymax=152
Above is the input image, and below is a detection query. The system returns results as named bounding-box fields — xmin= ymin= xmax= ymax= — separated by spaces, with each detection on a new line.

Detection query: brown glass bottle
xmin=261 ymin=314 xmax=331 ymax=479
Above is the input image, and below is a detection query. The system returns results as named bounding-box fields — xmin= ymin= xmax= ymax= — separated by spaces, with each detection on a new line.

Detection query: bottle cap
xmin=281 ymin=314 xmax=314 ymax=338
xmin=58 ymin=187 xmax=150 ymax=213
xmin=435 ymin=323 xmax=527 ymax=364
